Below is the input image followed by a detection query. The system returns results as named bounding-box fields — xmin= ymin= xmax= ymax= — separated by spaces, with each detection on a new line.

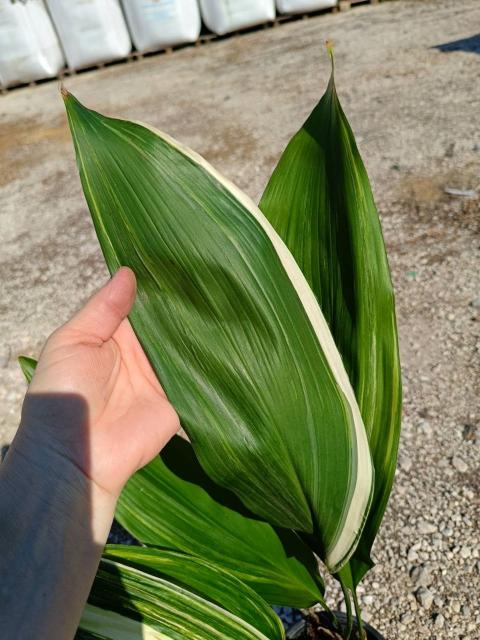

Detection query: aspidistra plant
xmin=259 ymin=45 xmax=402 ymax=631
xmin=21 ymin=47 xmax=400 ymax=639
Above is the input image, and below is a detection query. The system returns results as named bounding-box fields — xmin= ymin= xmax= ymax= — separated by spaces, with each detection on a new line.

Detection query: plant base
xmin=286 ymin=611 xmax=385 ymax=640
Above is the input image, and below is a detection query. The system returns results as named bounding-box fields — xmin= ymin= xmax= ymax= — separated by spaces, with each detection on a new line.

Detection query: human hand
xmin=0 ymin=267 xmax=179 ymax=639
xmin=18 ymin=267 xmax=179 ymax=499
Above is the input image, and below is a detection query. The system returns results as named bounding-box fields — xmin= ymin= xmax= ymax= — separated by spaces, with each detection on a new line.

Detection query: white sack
xmin=0 ymin=0 xmax=64 ymax=88
xmin=198 ymin=0 xmax=275 ymax=36
xmin=46 ymin=0 xmax=131 ymax=70
xmin=276 ymin=0 xmax=337 ymax=13
xmin=122 ymin=0 xmax=201 ymax=52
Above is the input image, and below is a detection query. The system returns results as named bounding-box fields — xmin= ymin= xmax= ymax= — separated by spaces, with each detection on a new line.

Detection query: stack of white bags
xmin=45 ymin=0 xmax=131 ymax=70
xmin=122 ymin=0 xmax=201 ymax=52
xmin=0 ymin=0 xmax=340 ymax=89
xmin=276 ymin=0 xmax=337 ymax=14
xmin=198 ymin=0 xmax=275 ymax=36
xmin=0 ymin=0 xmax=64 ymax=89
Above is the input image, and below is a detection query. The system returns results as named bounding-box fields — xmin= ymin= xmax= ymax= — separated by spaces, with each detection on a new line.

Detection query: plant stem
xmin=340 ymin=581 xmax=353 ymax=639
xmin=318 ymin=599 xmax=341 ymax=632
xmin=351 ymin=587 xmax=366 ymax=640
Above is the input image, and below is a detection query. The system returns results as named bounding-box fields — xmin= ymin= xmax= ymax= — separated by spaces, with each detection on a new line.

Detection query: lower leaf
xmin=117 ymin=435 xmax=325 ymax=607
xmin=77 ymin=547 xmax=285 ymax=640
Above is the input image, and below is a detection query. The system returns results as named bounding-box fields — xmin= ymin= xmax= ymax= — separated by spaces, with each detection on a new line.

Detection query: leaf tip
xmin=60 ymin=82 xmax=70 ymax=101
xmin=18 ymin=355 xmax=37 ymax=384
xmin=325 ymin=40 xmax=335 ymax=73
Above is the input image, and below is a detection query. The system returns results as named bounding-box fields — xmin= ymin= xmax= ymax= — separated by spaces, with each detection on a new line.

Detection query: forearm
xmin=0 ymin=427 xmax=116 ymax=640
xmin=0 ymin=268 xmax=177 ymax=638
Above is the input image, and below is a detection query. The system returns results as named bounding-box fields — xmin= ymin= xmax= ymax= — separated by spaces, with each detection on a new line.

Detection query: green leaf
xmin=18 ymin=355 xmax=37 ymax=383
xmin=64 ymin=91 xmax=373 ymax=571
xmin=77 ymin=546 xmax=285 ymax=640
xmin=21 ymin=358 xmax=322 ymax=606
xmin=259 ymin=55 xmax=401 ymax=585
xmin=117 ymin=435 xmax=324 ymax=607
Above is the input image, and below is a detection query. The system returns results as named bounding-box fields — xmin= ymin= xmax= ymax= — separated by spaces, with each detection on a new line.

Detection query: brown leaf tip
xmin=325 ymin=40 xmax=335 ymax=73
xmin=60 ymin=83 xmax=70 ymax=101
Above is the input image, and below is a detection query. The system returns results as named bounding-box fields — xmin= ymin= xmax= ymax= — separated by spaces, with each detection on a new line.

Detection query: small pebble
xmin=415 ymin=587 xmax=434 ymax=609
xmin=411 ymin=564 xmax=433 ymax=587
xmin=463 ymin=424 xmax=478 ymax=443
xmin=362 ymin=610 xmax=372 ymax=623
xmin=452 ymin=456 xmax=468 ymax=473
xmin=399 ymin=455 xmax=412 ymax=472
xmin=451 ymin=600 xmax=461 ymax=613
xmin=418 ymin=520 xmax=437 ymax=534
xmin=434 ymin=613 xmax=445 ymax=628
xmin=418 ymin=420 xmax=432 ymax=435
xmin=408 ymin=546 xmax=419 ymax=562
xmin=400 ymin=612 xmax=414 ymax=624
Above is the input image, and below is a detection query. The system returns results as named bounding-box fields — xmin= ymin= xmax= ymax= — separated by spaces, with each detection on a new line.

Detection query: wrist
xmin=3 ymin=422 xmax=117 ymax=545
xmin=0 ymin=423 xmax=117 ymax=640
xmin=18 ymin=391 xmax=92 ymax=485
xmin=19 ymin=392 xmax=128 ymax=502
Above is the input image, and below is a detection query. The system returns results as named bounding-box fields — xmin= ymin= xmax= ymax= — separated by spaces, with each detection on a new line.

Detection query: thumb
xmin=66 ymin=267 xmax=136 ymax=342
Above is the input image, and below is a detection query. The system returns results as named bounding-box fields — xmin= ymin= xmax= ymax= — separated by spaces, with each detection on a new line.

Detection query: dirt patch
xmin=201 ymin=124 xmax=259 ymax=167
xmin=0 ymin=116 xmax=70 ymax=187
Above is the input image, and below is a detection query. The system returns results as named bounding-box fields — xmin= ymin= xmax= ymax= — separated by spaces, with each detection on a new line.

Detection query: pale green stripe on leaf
xmin=102 ymin=546 xmax=284 ymax=638
xmin=64 ymin=92 xmax=373 ymax=571
xmin=260 ymin=62 xmax=401 ymax=585
xmin=78 ymin=551 xmax=284 ymax=640
xmin=79 ymin=605 xmax=170 ymax=640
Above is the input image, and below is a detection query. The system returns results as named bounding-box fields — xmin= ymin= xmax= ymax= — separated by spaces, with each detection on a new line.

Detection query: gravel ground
xmin=1 ymin=1 xmax=479 ymax=638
